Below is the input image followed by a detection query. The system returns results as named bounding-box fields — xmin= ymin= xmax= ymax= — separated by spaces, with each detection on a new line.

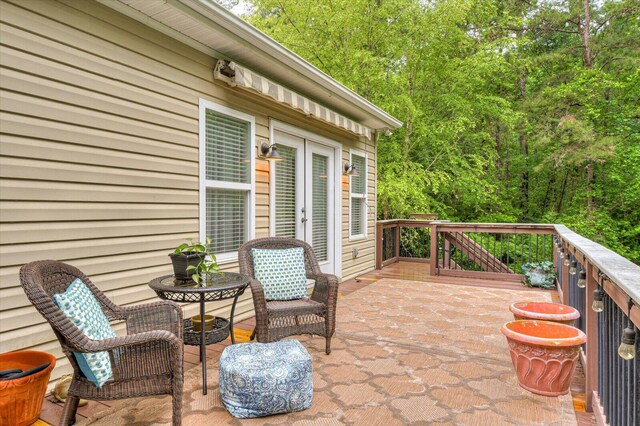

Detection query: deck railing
xmin=376 ymin=220 xmax=640 ymax=424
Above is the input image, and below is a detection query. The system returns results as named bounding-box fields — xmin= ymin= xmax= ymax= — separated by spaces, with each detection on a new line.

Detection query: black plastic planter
xmin=169 ymin=252 xmax=204 ymax=280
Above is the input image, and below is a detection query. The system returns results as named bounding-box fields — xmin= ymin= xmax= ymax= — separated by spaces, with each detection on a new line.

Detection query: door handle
xmin=301 ymin=218 xmax=308 ymax=223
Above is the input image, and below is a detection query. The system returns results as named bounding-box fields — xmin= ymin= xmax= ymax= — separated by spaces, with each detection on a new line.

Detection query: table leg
xmin=229 ymin=294 xmax=240 ymax=344
xmin=200 ymin=296 xmax=207 ymax=395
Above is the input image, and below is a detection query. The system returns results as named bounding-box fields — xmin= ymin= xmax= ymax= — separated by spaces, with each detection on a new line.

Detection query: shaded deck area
xmin=41 ymin=263 xmax=591 ymax=425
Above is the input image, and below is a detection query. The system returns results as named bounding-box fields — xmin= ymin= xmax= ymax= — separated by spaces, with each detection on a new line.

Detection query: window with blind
xmin=199 ymin=99 xmax=254 ymax=260
xmin=350 ymin=151 xmax=367 ymax=239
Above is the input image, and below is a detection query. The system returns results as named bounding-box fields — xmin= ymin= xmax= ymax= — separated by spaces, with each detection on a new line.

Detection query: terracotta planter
xmin=510 ymin=301 xmax=580 ymax=326
xmin=501 ymin=320 xmax=586 ymax=396
xmin=0 ymin=350 xmax=56 ymax=426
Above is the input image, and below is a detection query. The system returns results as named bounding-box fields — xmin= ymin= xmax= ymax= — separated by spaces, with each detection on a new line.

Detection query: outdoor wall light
xmin=592 ymin=287 xmax=604 ymax=313
xmin=618 ymin=299 xmax=637 ymax=360
xmin=564 ymin=253 xmax=571 ymax=266
xmin=569 ymin=261 xmax=578 ymax=275
xmin=258 ymin=142 xmax=283 ymax=162
xmin=343 ymin=162 xmax=359 ymax=176
xmin=577 ymin=270 xmax=586 ymax=288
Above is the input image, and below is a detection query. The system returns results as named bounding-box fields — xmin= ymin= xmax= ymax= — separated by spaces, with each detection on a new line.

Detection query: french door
xmin=272 ymin=129 xmax=336 ymax=274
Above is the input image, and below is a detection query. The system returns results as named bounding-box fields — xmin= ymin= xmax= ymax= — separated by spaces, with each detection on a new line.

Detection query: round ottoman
xmin=219 ymin=339 xmax=313 ymax=418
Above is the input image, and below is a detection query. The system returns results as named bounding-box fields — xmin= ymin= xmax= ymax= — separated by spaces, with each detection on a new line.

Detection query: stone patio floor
xmin=74 ymin=277 xmax=578 ymax=425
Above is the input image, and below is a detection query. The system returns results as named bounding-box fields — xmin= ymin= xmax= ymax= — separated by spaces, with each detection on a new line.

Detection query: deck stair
xmin=443 ymin=232 xmax=514 ymax=273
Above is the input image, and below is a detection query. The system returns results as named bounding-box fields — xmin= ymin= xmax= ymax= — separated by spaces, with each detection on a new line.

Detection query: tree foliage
xmin=242 ymin=0 xmax=640 ymax=263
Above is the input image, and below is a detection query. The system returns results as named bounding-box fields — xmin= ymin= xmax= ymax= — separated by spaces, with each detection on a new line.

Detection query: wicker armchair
xmin=238 ymin=237 xmax=339 ymax=354
xmin=20 ymin=260 xmax=184 ymax=426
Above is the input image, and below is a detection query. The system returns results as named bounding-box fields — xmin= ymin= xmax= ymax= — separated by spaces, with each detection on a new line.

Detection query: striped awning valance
xmin=213 ymin=61 xmax=372 ymax=139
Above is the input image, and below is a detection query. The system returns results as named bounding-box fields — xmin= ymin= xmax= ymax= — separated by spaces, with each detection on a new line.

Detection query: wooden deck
xmin=39 ymin=262 xmax=595 ymax=425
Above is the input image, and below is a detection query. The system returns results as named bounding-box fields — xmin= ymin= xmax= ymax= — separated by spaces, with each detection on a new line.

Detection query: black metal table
xmin=148 ymin=273 xmax=250 ymax=395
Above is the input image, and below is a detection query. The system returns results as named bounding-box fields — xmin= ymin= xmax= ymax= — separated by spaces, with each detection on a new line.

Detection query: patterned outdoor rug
xmin=80 ymin=278 xmax=577 ymax=425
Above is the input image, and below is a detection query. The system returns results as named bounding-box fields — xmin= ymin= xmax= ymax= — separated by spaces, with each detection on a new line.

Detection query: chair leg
xmin=325 ymin=336 xmax=331 ymax=355
xmin=60 ymin=395 xmax=79 ymax=426
xmin=172 ymin=381 xmax=183 ymax=426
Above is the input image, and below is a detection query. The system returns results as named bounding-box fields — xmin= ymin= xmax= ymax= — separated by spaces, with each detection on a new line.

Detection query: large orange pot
xmin=0 ymin=350 xmax=56 ymax=426
xmin=501 ymin=320 xmax=586 ymax=396
xmin=510 ymin=301 xmax=580 ymax=325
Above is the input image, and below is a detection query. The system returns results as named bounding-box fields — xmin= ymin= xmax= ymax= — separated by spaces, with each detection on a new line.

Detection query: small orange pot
xmin=510 ymin=301 xmax=580 ymax=325
xmin=0 ymin=350 xmax=56 ymax=426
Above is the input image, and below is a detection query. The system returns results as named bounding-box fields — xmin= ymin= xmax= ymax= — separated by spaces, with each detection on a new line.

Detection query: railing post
xmin=430 ymin=223 xmax=438 ymax=276
xmin=585 ymin=261 xmax=598 ymax=412
xmin=394 ymin=222 xmax=400 ymax=262
xmin=443 ymin=239 xmax=450 ymax=269
xmin=375 ymin=222 xmax=383 ymax=270
xmin=561 ymin=243 xmax=570 ymax=305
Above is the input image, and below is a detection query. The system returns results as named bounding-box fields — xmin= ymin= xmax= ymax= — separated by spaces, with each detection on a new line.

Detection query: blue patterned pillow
xmin=252 ymin=247 xmax=308 ymax=300
xmin=53 ymin=278 xmax=116 ymax=388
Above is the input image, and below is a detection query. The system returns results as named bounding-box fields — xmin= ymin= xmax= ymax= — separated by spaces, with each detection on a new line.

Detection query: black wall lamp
xmin=343 ymin=162 xmax=359 ymax=176
xmin=258 ymin=141 xmax=282 ymax=162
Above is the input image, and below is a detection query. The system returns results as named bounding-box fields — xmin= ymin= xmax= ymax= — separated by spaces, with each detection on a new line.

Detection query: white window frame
xmin=198 ymin=98 xmax=255 ymax=264
xmin=349 ymin=148 xmax=368 ymax=240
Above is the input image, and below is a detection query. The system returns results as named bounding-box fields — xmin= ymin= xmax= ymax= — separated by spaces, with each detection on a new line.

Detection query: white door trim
xmin=269 ymin=119 xmax=343 ymax=278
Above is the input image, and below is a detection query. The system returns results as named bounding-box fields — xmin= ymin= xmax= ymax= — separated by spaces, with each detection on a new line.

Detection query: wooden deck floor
xmin=39 ymin=262 xmax=595 ymax=425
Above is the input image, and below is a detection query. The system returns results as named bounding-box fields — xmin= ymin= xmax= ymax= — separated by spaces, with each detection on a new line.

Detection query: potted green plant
xmin=521 ymin=261 xmax=556 ymax=289
xmin=169 ymin=238 xmax=211 ymax=280
xmin=187 ymin=254 xmax=221 ymax=284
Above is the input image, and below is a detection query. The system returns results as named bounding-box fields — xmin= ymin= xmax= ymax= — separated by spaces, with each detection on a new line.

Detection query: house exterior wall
xmin=0 ymin=0 xmax=376 ymax=383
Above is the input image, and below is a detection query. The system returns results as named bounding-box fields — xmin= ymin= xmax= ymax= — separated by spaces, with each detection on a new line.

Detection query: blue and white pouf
xmin=219 ymin=339 xmax=313 ymax=418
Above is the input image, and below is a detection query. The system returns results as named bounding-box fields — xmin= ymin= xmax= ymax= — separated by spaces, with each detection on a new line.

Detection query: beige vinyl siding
xmin=0 ymin=0 xmax=376 ymax=385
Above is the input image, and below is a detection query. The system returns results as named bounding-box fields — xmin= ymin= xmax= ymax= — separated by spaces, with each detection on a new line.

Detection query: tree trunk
xmin=581 ymin=0 xmax=596 ymax=213
xmin=586 ymin=162 xmax=595 ymax=214
xmin=556 ymin=170 xmax=570 ymax=213
xmin=518 ymin=70 xmax=529 ymax=216
xmin=580 ymin=0 xmax=593 ymax=70
xmin=404 ymin=117 xmax=412 ymax=168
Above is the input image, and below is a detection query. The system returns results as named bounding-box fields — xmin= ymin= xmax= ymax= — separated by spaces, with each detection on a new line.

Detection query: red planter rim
xmin=510 ymin=301 xmax=580 ymax=322
xmin=501 ymin=320 xmax=586 ymax=347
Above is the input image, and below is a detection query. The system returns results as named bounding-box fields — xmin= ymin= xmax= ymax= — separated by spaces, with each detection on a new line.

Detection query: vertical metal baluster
xmin=498 ymin=233 xmax=502 ymax=272
xmin=528 ymin=234 xmax=532 ymax=264
xmin=607 ymin=295 xmax=611 ymax=421
xmin=612 ymin=295 xmax=616 ymax=424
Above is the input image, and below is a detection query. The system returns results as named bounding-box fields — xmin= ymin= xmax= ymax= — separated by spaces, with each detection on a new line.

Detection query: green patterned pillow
xmin=53 ymin=278 xmax=116 ymax=388
xmin=252 ymin=247 xmax=308 ymax=300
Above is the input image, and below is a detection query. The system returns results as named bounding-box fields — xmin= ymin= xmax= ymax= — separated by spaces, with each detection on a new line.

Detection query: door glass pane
xmin=312 ymin=153 xmax=328 ymax=261
xmin=205 ymin=110 xmax=251 ymax=183
xmin=205 ymin=188 xmax=246 ymax=254
xmin=275 ymin=145 xmax=296 ymax=238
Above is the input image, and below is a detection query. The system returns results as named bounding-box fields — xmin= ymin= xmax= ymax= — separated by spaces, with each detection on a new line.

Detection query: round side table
xmin=149 ymin=273 xmax=250 ymax=395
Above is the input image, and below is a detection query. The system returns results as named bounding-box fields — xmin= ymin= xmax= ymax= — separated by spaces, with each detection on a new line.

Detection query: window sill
xmin=216 ymin=252 xmax=239 ymax=265
xmin=348 ymin=234 xmax=368 ymax=242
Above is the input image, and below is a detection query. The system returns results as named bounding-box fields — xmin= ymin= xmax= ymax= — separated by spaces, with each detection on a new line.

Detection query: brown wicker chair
xmin=238 ymin=237 xmax=339 ymax=354
xmin=20 ymin=260 xmax=184 ymax=426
